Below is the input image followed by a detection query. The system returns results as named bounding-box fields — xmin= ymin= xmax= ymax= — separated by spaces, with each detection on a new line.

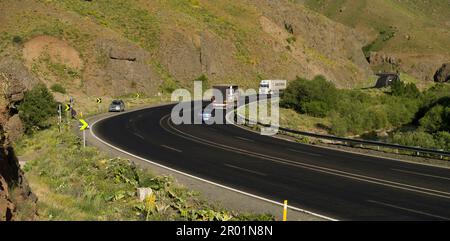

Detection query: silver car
xmin=109 ymin=100 xmax=125 ymax=112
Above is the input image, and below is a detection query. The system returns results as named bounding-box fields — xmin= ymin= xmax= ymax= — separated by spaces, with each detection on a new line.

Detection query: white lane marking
xmin=225 ymin=164 xmax=267 ymax=176
xmin=161 ymin=145 xmax=182 ymax=153
xmin=133 ymin=132 xmax=145 ymax=140
xmin=367 ymin=200 xmax=450 ymax=220
xmin=165 ymin=116 xmax=450 ymax=200
xmin=287 ymin=148 xmax=322 ymax=157
xmin=235 ymin=136 xmax=254 ymax=142
xmin=391 ymin=168 xmax=450 ymax=181
xmin=89 ymin=113 xmax=338 ymax=221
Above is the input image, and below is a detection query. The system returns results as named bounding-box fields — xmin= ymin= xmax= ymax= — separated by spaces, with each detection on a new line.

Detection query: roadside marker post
xmin=96 ymin=97 xmax=103 ymax=113
xmin=283 ymin=200 xmax=288 ymax=221
xmin=57 ymin=104 xmax=62 ymax=132
xmin=64 ymin=103 xmax=71 ymax=123
xmin=79 ymin=119 xmax=89 ymax=148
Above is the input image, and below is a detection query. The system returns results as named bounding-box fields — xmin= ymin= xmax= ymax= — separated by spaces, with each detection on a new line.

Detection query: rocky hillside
xmin=0 ymin=72 xmax=37 ymax=221
xmin=0 ymin=0 xmax=374 ymax=104
xmin=304 ymin=0 xmax=450 ymax=86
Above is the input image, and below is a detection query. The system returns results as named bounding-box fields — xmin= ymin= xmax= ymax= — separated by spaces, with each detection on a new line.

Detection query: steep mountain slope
xmin=304 ymin=0 xmax=450 ymax=84
xmin=0 ymin=0 xmax=373 ymax=101
xmin=0 ymin=73 xmax=37 ymax=221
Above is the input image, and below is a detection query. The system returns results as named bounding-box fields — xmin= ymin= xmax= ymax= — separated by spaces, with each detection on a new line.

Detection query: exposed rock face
xmin=108 ymin=43 xmax=144 ymax=62
xmin=199 ymin=31 xmax=240 ymax=80
xmin=0 ymin=72 xmax=37 ymax=221
xmin=159 ymin=30 xmax=202 ymax=82
xmin=156 ymin=0 xmax=374 ymax=88
xmin=5 ymin=115 xmax=24 ymax=143
xmin=0 ymin=175 xmax=14 ymax=221
xmin=0 ymin=58 xmax=39 ymax=90
xmin=250 ymin=0 xmax=373 ymax=87
xmin=434 ymin=63 xmax=450 ymax=83
xmin=367 ymin=51 xmax=448 ymax=83
xmin=158 ymin=28 xmax=245 ymax=84
xmin=368 ymin=52 xmax=401 ymax=68
xmin=84 ymin=40 xmax=163 ymax=97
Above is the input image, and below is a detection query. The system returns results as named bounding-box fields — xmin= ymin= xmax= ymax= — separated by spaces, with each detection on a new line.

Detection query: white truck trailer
xmin=258 ymin=80 xmax=287 ymax=95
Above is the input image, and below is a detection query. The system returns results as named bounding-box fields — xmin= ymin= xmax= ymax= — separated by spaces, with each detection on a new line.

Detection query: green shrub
xmin=281 ymin=76 xmax=338 ymax=117
xmin=281 ymin=75 xmax=449 ymax=152
xmin=390 ymin=79 xmax=420 ymax=98
xmin=286 ymin=36 xmax=296 ymax=44
xmin=435 ymin=132 xmax=450 ymax=151
xmin=390 ymin=131 xmax=436 ymax=149
xmin=384 ymin=96 xmax=419 ymax=127
xmin=12 ymin=35 xmax=23 ymax=44
xmin=50 ymin=83 xmax=67 ymax=94
xmin=329 ymin=112 xmax=348 ymax=136
xmin=18 ymin=84 xmax=57 ymax=133
xmin=419 ymin=105 xmax=445 ymax=133
xmin=195 ymin=74 xmax=209 ymax=92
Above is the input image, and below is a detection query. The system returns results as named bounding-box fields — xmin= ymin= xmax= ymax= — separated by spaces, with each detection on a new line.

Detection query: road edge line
xmin=89 ymin=110 xmax=338 ymax=221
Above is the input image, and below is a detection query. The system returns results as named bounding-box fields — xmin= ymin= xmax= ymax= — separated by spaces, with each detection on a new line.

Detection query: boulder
xmin=434 ymin=63 xmax=450 ymax=83
xmin=5 ymin=76 xmax=26 ymax=104
xmin=5 ymin=115 xmax=24 ymax=143
xmin=137 ymin=187 xmax=153 ymax=201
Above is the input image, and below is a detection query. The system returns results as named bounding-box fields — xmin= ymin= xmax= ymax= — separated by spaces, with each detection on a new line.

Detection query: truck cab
xmin=211 ymin=85 xmax=239 ymax=109
xmin=259 ymin=80 xmax=287 ymax=95
xmin=259 ymin=80 xmax=271 ymax=95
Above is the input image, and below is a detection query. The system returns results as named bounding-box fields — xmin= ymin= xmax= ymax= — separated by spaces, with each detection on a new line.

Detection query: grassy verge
xmin=14 ymin=125 xmax=274 ymax=221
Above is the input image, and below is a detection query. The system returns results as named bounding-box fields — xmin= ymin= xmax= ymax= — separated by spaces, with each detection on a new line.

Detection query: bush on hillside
xmin=195 ymin=74 xmax=209 ymax=92
xmin=390 ymin=79 xmax=421 ymax=98
xmin=280 ymin=75 xmax=450 ymax=152
xmin=435 ymin=131 xmax=450 ymax=151
xmin=50 ymin=83 xmax=67 ymax=94
xmin=390 ymin=130 xmax=450 ymax=151
xmin=281 ymin=76 xmax=338 ymax=117
xmin=390 ymin=131 xmax=436 ymax=149
xmin=419 ymin=104 xmax=450 ymax=132
xmin=18 ymin=84 xmax=57 ymax=133
xmin=12 ymin=35 xmax=23 ymax=44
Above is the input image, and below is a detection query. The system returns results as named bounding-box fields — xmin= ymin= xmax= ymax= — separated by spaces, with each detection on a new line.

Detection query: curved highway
xmin=92 ymin=102 xmax=450 ymax=220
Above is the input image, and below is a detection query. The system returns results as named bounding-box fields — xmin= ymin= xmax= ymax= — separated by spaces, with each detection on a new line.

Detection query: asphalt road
xmin=92 ymin=102 xmax=450 ymax=220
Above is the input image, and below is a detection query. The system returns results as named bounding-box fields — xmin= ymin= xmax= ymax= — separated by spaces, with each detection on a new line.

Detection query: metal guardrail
xmin=235 ymin=113 xmax=450 ymax=159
